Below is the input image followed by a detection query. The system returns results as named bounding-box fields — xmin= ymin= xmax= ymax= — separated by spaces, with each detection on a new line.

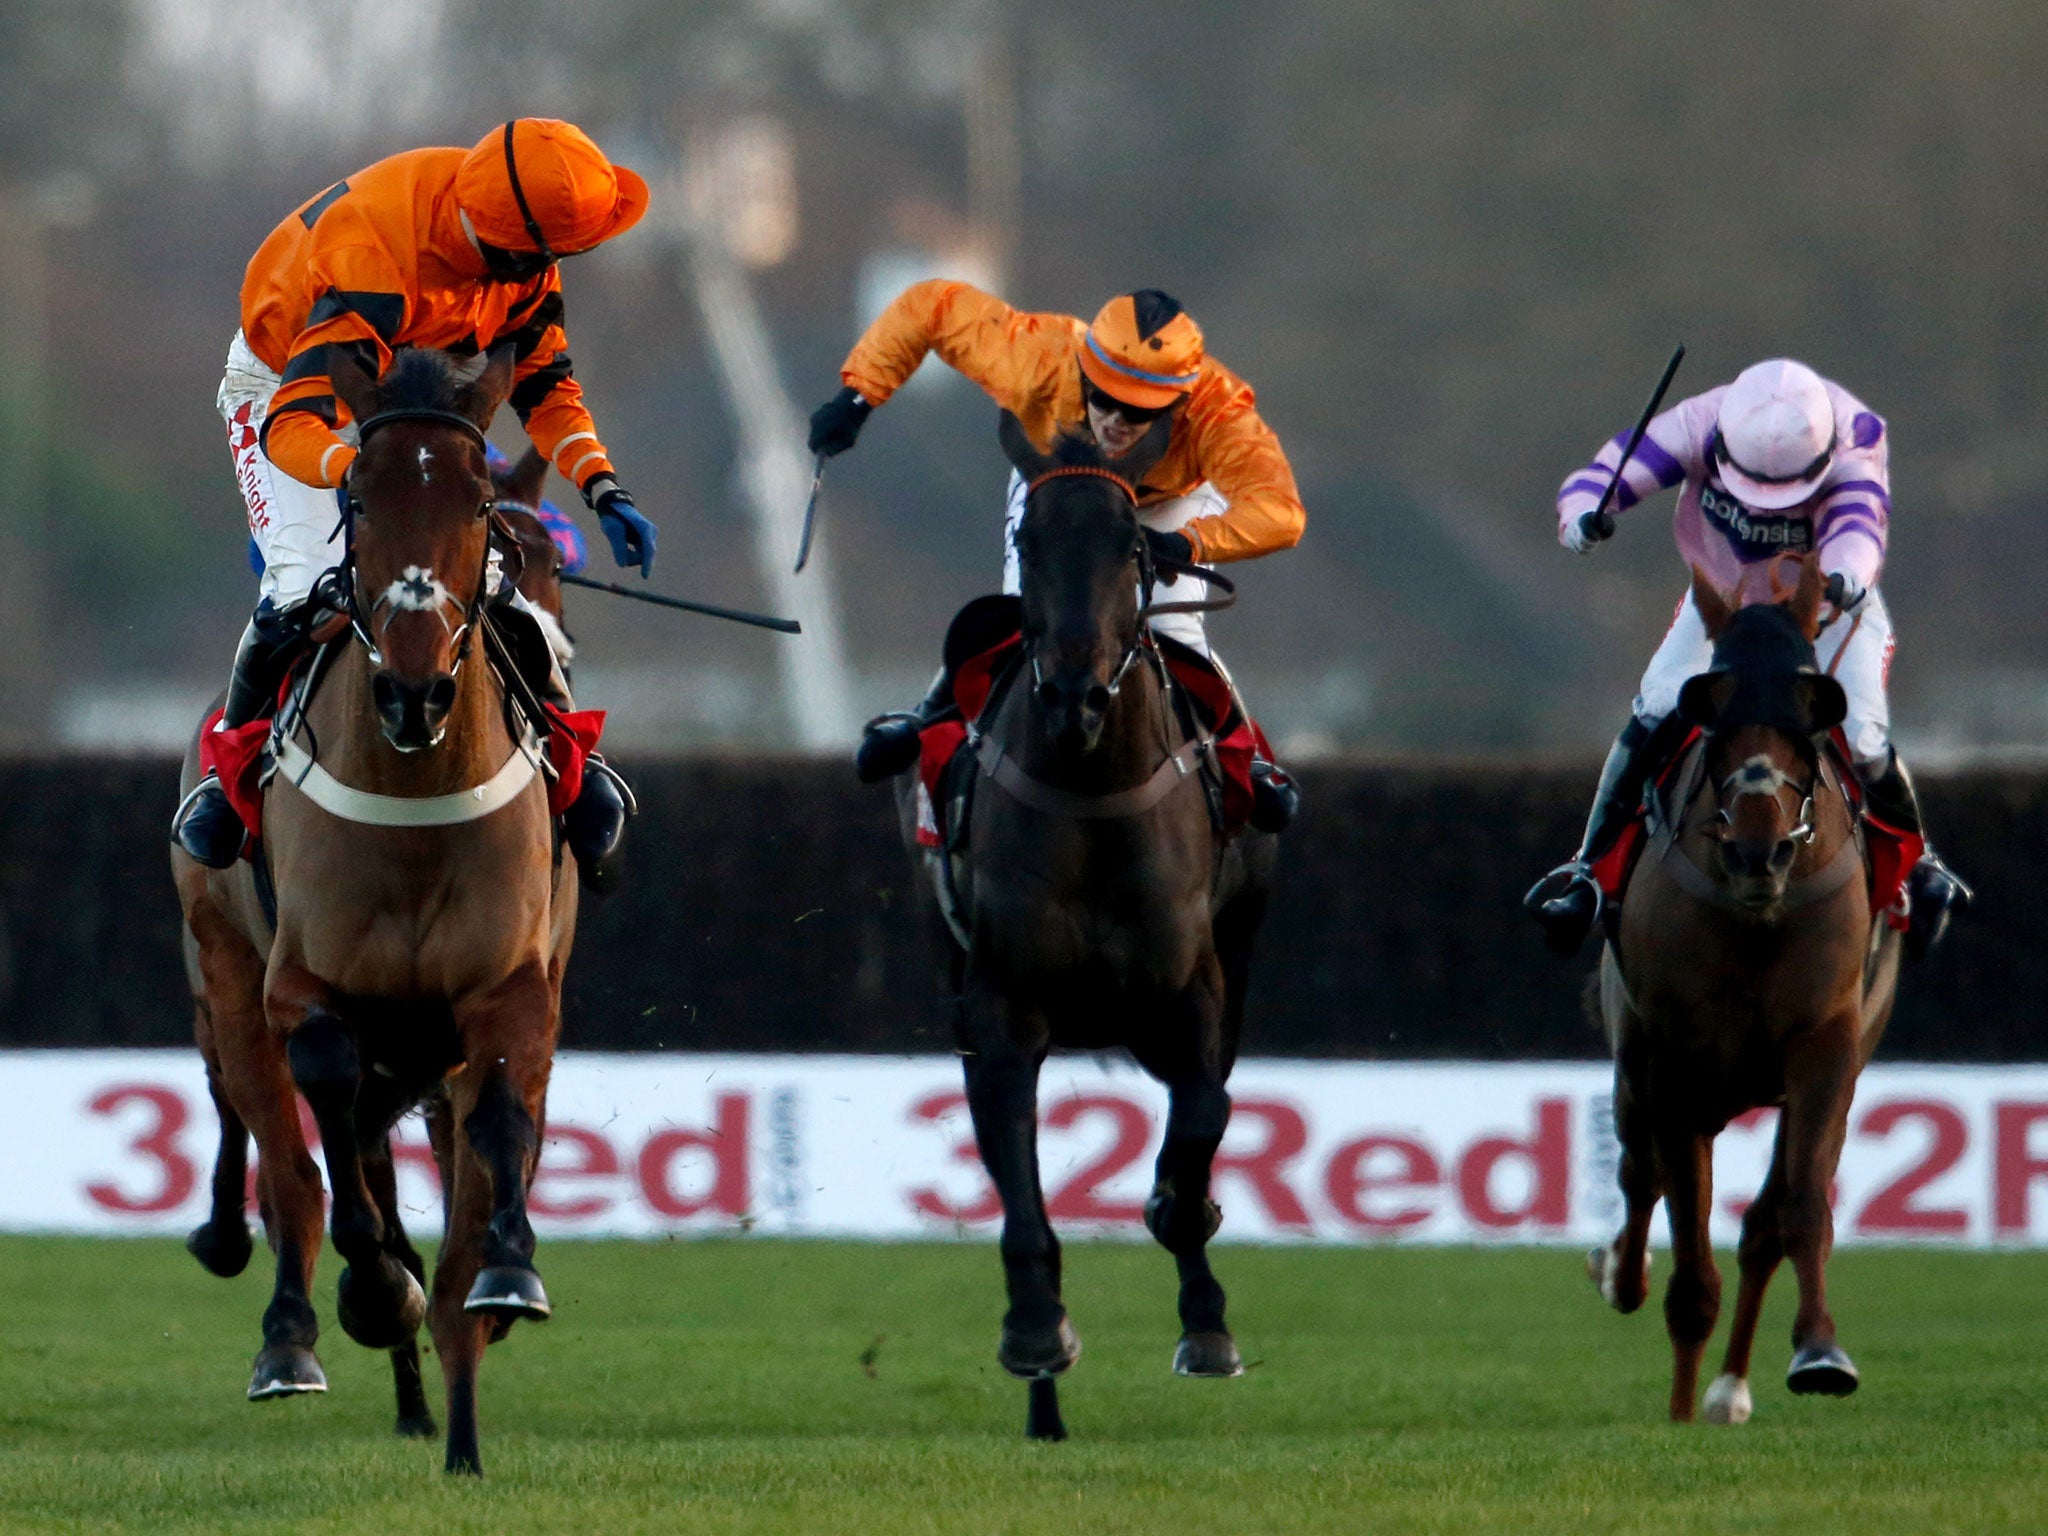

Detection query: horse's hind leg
xmin=1590 ymin=1031 xmax=1658 ymax=1314
xmin=186 ymin=1025 xmax=255 ymax=1278
xmin=958 ymin=994 xmax=1075 ymax=1385
xmin=1130 ymin=972 xmax=1240 ymax=1377
xmin=1656 ymin=1125 xmax=1721 ymax=1422
xmin=361 ymin=1123 xmax=437 ymax=1439
xmin=1705 ymin=1127 xmax=1788 ymax=1425
xmin=1780 ymin=1025 xmax=1862 ymax=1397
xmin=280 ymin=993 xmax=426 ymax=1353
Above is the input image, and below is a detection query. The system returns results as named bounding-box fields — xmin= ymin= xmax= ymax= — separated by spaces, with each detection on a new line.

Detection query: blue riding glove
xmin=583 ymin=475 xmax=657 ymax=577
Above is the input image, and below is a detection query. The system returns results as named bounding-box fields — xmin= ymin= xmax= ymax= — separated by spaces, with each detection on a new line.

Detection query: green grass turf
xmin=0 ymin=1237 xmax=2043 ymax=1534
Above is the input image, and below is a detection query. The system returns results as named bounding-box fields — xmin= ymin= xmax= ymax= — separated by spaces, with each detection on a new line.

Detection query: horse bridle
xmin=332 ymin=406 xmax=495 ymax=677
xmin=1017 ymin=463 xmax=1238 ymax=701
xmin=1708 ymin=752 xmax=1820 ymax=847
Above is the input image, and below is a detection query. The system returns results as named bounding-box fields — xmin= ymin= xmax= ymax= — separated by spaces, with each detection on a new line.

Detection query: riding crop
xmin=1583 ymin=343 xmax=1686 ymax=543
xmin=560 ymin=573 xmax=802 ymax=633
xmin=793 ymin=453 xmax=826 ymax=573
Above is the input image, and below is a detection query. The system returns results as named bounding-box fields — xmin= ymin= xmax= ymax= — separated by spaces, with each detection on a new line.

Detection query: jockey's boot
xmin=1206 ymin=653 xmax=1299 ymax=833
xmin=1523 ymin=713 xmax=1686 ymax=954
xmin=170 ymin=600 xmax=308 ymax=868
xmin=855 ymin=668 xmax=953 ymax=784
xmin=1861 ymin=747 xmax=1972 ymax=959
xmin=489 ymin=589 xmax=635 ymax=893
xmin=563 ymin=755 xmax=636 ymax=894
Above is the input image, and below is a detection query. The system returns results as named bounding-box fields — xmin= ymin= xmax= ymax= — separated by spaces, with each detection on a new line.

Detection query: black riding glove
xmin=807 ymin=386 xmax=872 ymax=457
xmin=583 ymin=475 xmax=658 ymax=578
xmin=1824 ymin=570 xmax=1865 ymax=613
xmin=1144 ymin=527 xmax=1195 ymax=581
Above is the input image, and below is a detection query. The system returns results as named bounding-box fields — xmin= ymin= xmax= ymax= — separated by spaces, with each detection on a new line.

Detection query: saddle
xmin=1593 ymin=729 xmax=1921 ymax=934
xmin=909 ymin=598 xmax=1267 ymax=854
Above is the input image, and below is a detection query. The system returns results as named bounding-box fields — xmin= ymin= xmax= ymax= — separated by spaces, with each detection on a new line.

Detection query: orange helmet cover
xmin=455 ymin=118 xmax=651 ymax=255
xmin=1078 ymin=290 xmax=1205 ymax=409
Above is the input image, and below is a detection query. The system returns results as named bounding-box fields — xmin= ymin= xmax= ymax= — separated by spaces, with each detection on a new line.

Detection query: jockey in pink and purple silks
xmin=1524 ymin=358 xmax=1970 ymax=957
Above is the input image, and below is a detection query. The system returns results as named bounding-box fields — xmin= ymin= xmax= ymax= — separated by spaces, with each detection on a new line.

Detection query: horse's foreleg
xmin=1780 ymin=1024 xmax=1862 ymax=1397
xmin=1656 ymin=1127 xmax=1720 ymax=1422
xmin=959 ymin=996 xmax=1072 ymax=1382
xmin=281 ymin=997 xmax=424 ymax=1353
xmin=1706 ymin=1128 xmax=1788 ymax=1425
xmin=428 ymin=1108 xmax=494 ymax=1476
xmin=187 ymin=1033 xmax=255 ymax=1278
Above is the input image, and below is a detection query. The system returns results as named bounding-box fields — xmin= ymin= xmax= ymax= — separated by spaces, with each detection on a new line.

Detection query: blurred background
xmin=2 ymin=0 xmax=2045 ymax=762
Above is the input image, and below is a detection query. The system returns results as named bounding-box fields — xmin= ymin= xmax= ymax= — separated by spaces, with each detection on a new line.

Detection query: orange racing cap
xmin=455 ymin=118 xmax=651 ymax=257
xmin=1079 ymin=290 xmax=1205 ymax=410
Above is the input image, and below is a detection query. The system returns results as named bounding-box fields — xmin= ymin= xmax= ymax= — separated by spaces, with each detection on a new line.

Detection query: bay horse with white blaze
xmin=178 ymin=454 xmax=577 ymax=1444
xmin=172 ymin=344 xmax=577 ymax=1475
xmin=1589 ymin=555 xmax=1902 ymax=1423
xmin=897 ymin=411 xmax=1276 ymax=1439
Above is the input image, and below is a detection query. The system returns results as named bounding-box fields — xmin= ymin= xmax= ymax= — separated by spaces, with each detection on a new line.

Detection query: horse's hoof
xmin=1000 ymin=1315 xmax=1081 ymax=1379
xmin=395 ymin=1412 xmax=438 ymax=1440
xmin=248 ymin=1345 xmax=326 ymax=1400
xmin=1144 ymin=1183 xmax=1222 ymax=1255
xmin=337 ymin=1261 xmax=428 ymax=1349
xmin=1173 ymin=1330 xmax=1243 ymax=1377
xmin=464 ymin=1265 xmax=551 ymax=1322
xmin=1586 ymin=1244 xmax=1649 ymax=1313
xmin=186 ymin=1220 xmax=253 ymax=1278
xmin=1701 ymin=1372 xmax=1753 ymax=1424
xmin=1787 ymin=1342 xmax=1859 ymax=1396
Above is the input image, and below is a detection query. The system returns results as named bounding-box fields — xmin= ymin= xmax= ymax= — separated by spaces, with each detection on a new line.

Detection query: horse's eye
xmin=347 ymin=495 xmax=365 ymax=519
xmin=480 ymin=497 xmax=495 ymax=520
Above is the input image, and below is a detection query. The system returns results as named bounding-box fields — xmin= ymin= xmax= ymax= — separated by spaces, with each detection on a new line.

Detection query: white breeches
xmin=218 ymin=330 xmax=356 ymax=610
xmin=1634 ymin=587 xmax=1896 ymax=767
xmin=1002 ymin=471 xmax=1223 ymax=658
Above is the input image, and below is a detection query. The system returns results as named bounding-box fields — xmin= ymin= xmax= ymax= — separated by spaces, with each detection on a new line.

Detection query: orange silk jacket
xmin=241 ymin=147 xmax=614 ymax=492
xmin=839 ymin=280 xmax=1305 ymax=564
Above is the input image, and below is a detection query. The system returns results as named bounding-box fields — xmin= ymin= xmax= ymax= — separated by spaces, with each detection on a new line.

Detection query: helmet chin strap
xmin=500 ymin=119 xmax=557 ymax=263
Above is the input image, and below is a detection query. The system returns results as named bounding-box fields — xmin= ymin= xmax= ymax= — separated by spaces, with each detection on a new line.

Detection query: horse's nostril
xmin=426 ymin=676 xmax=457 ymax=719
xmin=372 ymin=673 xmax=401 ymax=720
xmin=1083 ymin=684 xmax=1112 ymax=714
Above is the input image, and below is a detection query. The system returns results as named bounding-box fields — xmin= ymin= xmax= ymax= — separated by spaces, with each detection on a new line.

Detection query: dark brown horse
xmin=173 ymin=345 xmax=577 ymax=1474
xmin=178 ymin=455 xmax=574 ymax=1444
xmin=896 ymin=412 xmax=1275 ymax=1439
xmin=1589 ymin=556 xmax=1901 ymax=1423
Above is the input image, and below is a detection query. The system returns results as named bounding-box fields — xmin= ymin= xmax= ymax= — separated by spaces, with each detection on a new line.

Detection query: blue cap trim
xmin=1084 ymin=330 xmax=1199 ymax=390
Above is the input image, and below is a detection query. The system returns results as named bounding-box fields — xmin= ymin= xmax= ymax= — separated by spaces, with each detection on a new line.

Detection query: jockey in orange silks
xmin=1525 ymin=358 xmax=1971 ymax=957
xmin=807 ymin=282 xmax=1306 ymax=831
xmin=173 ymin=119 xmax=654 ymax=873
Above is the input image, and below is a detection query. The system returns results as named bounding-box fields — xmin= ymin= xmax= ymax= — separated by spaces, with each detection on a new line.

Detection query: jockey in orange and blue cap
xmin=806 ymin=282 xmax=1305 ymax=831
xmin=172 ymin=119 xmax=654 ymax=874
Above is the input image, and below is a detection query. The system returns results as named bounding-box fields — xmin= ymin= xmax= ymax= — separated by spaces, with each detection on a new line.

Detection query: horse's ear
xmin=1690 ymin=565 xmax=1735 ymax=639
xmin=500 ymin=445 xmax=551 ymax=509
xmin=460 ymin=341 xmax=519 ymax=426
xmin=998 ymin=410 xmax=1056 ymax=479
xmin=1789 ymin=555 xmax=1826 ymax=639
xmin=1115 ymin=410 xmax=1177 ymax=486
xmin=1677 ymin=671 xmax=1729 ymax=731
xmin=328 ymin=344 xmax=381 ymax=427
xmin=1796 ymin=673 xmax=1848 ymax=734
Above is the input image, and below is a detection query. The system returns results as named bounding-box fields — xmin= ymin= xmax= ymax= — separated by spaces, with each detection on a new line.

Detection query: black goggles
xmin=1082 ymin=380 xmax=1174 ymax=424
xmin=476 ymin=239 xmax=557 ymax=283
xmin=1711 ymin=430 xmax=1832 ymax=489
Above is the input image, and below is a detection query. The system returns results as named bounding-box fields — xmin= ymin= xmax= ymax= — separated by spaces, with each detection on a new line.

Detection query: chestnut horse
xmin=172 ymin=345 xmax=576 ymax=1475
xmin=178 ymin=459 xmax=574 ymax=1445
xmin=1589 ymin=556 xmax=1902 ymax=1423
xmin=895 ymin=412 xmax=1275 ymax=1439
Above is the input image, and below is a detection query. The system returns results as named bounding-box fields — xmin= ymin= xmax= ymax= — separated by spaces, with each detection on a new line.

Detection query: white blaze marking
xmin=417 ymin=445 xmax=434 ymax=484
xmin=382 ymin=565 xmax=449 ymax=614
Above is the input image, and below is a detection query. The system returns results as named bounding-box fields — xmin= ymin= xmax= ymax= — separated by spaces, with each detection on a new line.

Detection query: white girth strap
xmin=272 ymin=733 xmax=541 ymax=827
